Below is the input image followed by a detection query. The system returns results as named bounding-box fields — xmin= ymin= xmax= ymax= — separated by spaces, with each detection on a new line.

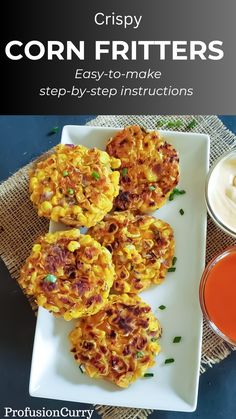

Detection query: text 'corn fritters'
xmin=19 ymin=229 xmax=115 ymax=320
xmin=69 ymin=294 xmax=161 ymax=388
xmin=106 ymin=125 xmax=179 ymax=212
xmin=89 ymin=211 xmax=175 ymax=294
xmin=29 ymin=144 xmax=121 ymax=227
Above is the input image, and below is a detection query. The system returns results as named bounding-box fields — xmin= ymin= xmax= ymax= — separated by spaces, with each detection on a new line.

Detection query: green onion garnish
xmin=159 ymin=305 xmax=166 ymax=310
xmin=165 ymin=358 xmax=175 ymax=364
xmin=179 ymin=208 xmax=184 ymax=215
xmin=149 ymin=185 xmax=156 ymax=191
xmin=186 ymin=119 xmax=197 ymax=130
xmin=173 ymin=336 xmax=182 ymax=343
xmin=168 ymin=267 xmax=176 ymax=273
xmin=63 ymin=170 xmax=69 ymax=177
xmin=155 ymin=120 xmax=165 ymax=127
xmin=48 ymin=126 xmax=59 ymax=136
xmin=79 ymin=364 xmax=84 ymax=373
xmin=121 ymin=167 xmax=128 ymax=177
xmin=44 ymin=274 xmax=57 ymax=283
xmin=144 ymin=373 xmax=154 ymax=378
xmin=172 ymin=256 xmax=177 ymax=266
xmin=169 ymin=188 xmax=186 ymax=201
xmin=166 ymin=120 xmax=183 ymax=129
xmin=136 ymin=351 xmax=144 ymax=358
xmin=67 ymin=188 xmax=74 ymax=195
xmin=92 ymin=171 xmax=100 ymax=180
xmin=151 ymin=337 xmax=158 ymax=342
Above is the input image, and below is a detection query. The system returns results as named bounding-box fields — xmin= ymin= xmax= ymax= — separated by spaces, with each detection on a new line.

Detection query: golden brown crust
xmin=69 ymin=294 xmax=161 ymax=388
xmin=29 ymin=144 xmax=120 ymax=227
xmin=106 ymin=125 xmax=179 ymax=212
xmin=89 ymin=211 xmax=175 ymax=294
xmin=19 ymin=229 xmax=115 ymax=320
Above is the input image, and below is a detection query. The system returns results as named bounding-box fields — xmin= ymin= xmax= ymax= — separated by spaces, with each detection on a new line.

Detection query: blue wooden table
xmin=0 ymin=115 xmax=235 ymax=419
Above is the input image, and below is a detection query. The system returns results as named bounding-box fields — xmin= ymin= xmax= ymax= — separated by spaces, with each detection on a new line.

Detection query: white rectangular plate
xmin=29 ymin=125 xmax=210 ymax=412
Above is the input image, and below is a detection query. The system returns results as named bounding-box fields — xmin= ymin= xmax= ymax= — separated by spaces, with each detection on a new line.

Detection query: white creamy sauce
xmin=208 ymin=156 xmax=236 ymax=231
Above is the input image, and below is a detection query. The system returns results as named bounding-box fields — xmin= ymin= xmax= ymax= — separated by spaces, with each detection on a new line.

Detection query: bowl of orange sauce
xmin=199 ymin=246 xmax=236 ymax=346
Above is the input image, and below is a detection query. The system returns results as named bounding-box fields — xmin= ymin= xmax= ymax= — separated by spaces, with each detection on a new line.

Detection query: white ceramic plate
xmin=29 ymin=125 xmax=210 ymax=412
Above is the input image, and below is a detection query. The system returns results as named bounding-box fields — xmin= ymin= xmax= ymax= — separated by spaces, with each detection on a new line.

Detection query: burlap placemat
xmin=0 ymin=115 xmax=235 ymax=419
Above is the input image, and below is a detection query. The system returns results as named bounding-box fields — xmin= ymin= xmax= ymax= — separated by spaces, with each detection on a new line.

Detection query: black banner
xmin=1 ymin=0 xmax=236 ymax=114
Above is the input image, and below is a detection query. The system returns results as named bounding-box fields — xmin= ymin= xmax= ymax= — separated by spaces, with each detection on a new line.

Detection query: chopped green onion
xmin=92 ymin=171 xmax=100 ymax=180
xmin=159 ymin=305 xmax=166 ymax=310
xmin=186 ymin=119 xmax=197 ymax=130
xmin=155 ymin=120 xmax=165 ymax=127
xmin=172 ymin=256 xmax=177 ymax=266
xmin=48 ymin=126 xmax=59 ymax=136
xmin=144 ymin=373 xmax=154 ymax=378
xmin=166 ymin=120 xmax=183 ymax=129
xmin=174 ymin=120 xmax=183 ymax=128
xmin=67 ymin=188 xmax=74 ymax=195
xmin=44 ymin=274 xmax=57 ymax=283
xmin=165 ymin=358 xmax=175 ymax=364
xmin=63 ymin=170 xmax=69 ymax=177
xmin=156 ymin=120 xmax=183 ymax=129
xmin=79 ymin=364 xmax=84 ymax=374
xmin=169 ymin=188 xmax=186 ymax=201
xmin=149 ymin=185 xmax=156 ymax=191
xmin=168 ymin=267 xmax=176 ymax=273
xmin=173 ymin=336 xmax=182 ymax=343
xmin=174 ymin=188 xmax=186 ymax=195
xmin=136 ymin=351 xmax=144 ymax=358
xmin=151 ymin=337 xmax=158 ymax=342
xmin=179 ymin=208 xmax=184 ymax=215
xmin=122 ymin=167 xmax=128 ymax=176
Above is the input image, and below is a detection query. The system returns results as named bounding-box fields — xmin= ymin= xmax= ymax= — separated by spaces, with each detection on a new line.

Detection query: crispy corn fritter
xmin=89 ymin=211 xmax=175 ymax=294
xmin=29 ymin=144 xmax=121 ymax=227
xmin=106 ymin=125 xmax=179 ymax=212
xmin=19 ymin=229 xmax=115 ymax=320
xmin=69 ymin=294 xmax=161 ymax=388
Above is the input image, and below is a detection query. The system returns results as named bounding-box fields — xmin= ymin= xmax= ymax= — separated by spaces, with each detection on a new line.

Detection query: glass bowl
xmin=205 ymin=149 xmax=236 ymax=238
xmin=199 ymin=246 xmax=236 ymax=347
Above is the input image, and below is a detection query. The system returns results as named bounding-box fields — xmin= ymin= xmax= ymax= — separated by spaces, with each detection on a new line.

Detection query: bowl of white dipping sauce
xmin=206 ymin=149 xmax=236 ymax=237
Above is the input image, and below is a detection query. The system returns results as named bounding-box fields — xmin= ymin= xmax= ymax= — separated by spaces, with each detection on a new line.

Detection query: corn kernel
xmin=67 ymin=241 xmax=80 ymax=252
xmin=146 ymin=171 xmax=157 ymax=182
xmin=36 ymin=170 xmax=45 ymax=180
xmin=31 ymin=272 xmax=37 ymax=281
xmin=73 ymin=206 xmax=82 ymax=215
xmin=77 ymin=214 xmax=87 ymax=225
xmin=123 ymin=282 xmax=131 ymax=293
xmin=37 ymin=295 xmax=47 ymax=305
xmin=111 ymin=157 xmax=121 ymax=169
xmin=99 ymin=151 xmax=110 ymax=164
xmin=79 ymin=235 xmax=92 ymax=246
xmin=32 ymin=244 xmax=41 ymax=253
xmin=111 ymin=171 xmax=120 ymax=183
xmin=64 ymin=312 xmax=73 ymax=321
xmin=44 ymin=233 xmax=55 ymax=244
xmin=30 ymin=177 xmax=38 ymax=189
xmin=51 ymin=196 xmax=59 ymax=205
xmin=50 ymin=306 xmax=60 ymax=313
xmin=41 ymin=201 xmax=52 ymax=212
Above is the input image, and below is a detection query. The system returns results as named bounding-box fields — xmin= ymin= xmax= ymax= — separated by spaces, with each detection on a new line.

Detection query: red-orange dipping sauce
xmin=200 ymin=247 xmax=236 ymax=346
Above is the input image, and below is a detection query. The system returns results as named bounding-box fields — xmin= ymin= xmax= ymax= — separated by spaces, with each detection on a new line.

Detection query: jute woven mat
xmin=0 ymin=115 xmax=235 ymax=419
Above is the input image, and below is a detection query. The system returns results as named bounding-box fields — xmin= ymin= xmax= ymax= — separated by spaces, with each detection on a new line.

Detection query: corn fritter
xmin=19 ymin=229 xmax=115 ymax=320
xmin=29 ymin=144 xmax=121 ymax=227
xmin=106 ymin=125 xmax=179 ymax=212
xmin=69 ymin=294 xmax=161 ymax=388
xmin=89 ymin=211 xmax=175 ymax=294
